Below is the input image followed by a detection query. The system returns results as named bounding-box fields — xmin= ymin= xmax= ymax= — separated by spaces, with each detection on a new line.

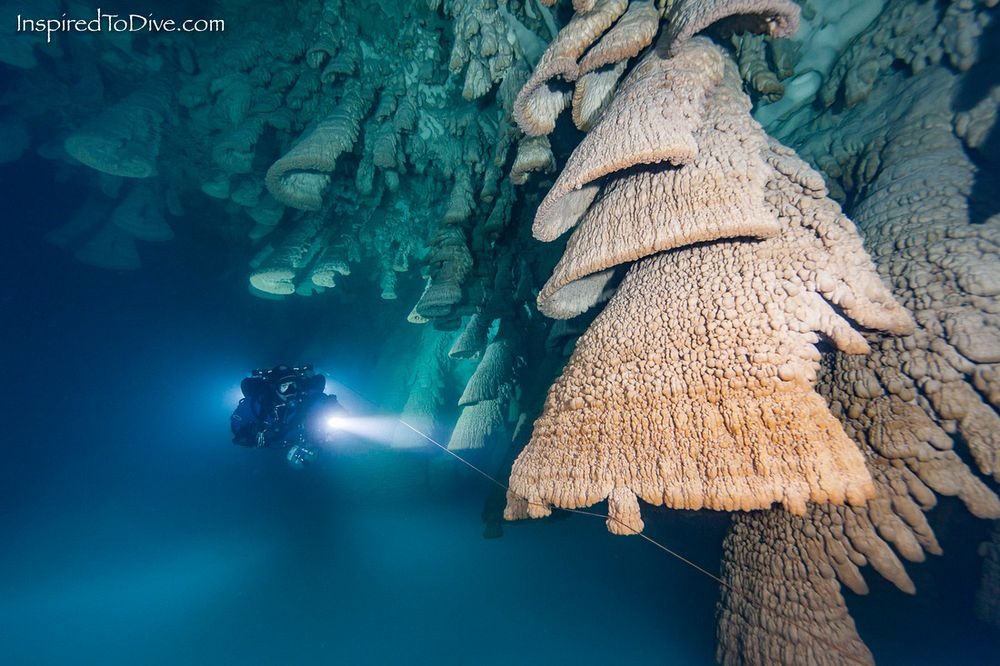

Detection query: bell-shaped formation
xmin=73 ymin=222 xmax=142 ymax=271
xmin=308 ymin=234 xmax=352 ymax=289
xmin=413 ymin=196 xmax=475 ymax=320
xmin=391 ymin=327 xmax=452 ymax=449
xmin=536 ymin=39 xmax=783 ymax=318
xmin=506 ymin=18 xmax=912 ymax=532
xmin=65 ymin=86 xmax=171 ymax=179
xmin=449 ymin=312 xmax=492 ymax=359
xmin=530 ymin=37 xmax=728 ymax=245
xmin=449 ymin=340 xmax=516 ymax=451
xmin=111 ymin=183 xmax=174 ymax=243
xmin=45 ymin=196 xmax=110 ymax=251
xmin=265 ymin=80 xmax=375 ymax=210
xmin=249 ymin=213 xmax=326 ymax=295
xmin=458 ymin=339 xmax=514 ymax=407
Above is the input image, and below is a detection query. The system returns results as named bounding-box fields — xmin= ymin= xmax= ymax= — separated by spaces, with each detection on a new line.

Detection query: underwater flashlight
xmin=325 ymin=414 xmax=349 ymax=431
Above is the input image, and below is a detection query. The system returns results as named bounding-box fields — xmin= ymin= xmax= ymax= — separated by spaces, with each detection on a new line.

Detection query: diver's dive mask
xmin=277 ymin=380 xmax=299 ymax=400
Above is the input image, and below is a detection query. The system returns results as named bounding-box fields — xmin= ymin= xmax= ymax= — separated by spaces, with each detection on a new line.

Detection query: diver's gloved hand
xmin=286 ymin=445 xmax=316 ymax=468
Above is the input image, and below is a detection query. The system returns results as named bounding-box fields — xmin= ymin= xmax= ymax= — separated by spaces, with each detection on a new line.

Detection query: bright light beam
xmin=321 ymin=414 xmax=401 ymax=445
xmin=326 ymin=414 xmax=349 ymax=431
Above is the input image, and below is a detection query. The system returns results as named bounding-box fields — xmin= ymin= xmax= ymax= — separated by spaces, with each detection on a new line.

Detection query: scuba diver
xmin=231 ymin=364 xmax=343 ymax=467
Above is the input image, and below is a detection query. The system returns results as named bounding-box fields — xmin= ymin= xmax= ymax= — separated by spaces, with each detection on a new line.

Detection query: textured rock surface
xmin=391 ymin=327 xmax=452 ymax=449
xmin=530 ymin=37 xmax=727 ymax=244
xmin=717 ymin=26 xmax=1000 ymax=665
xmin=717 ymin=510 xmax=875 ymax=666
xmin=446 ymin=0 xmax=520 ymax=100
xmin=821 ymin=0 xmax=998 ymax=111
xmin=506 ymin=41 xmax=911 ymax=532
xmin=17 ymin=0 xmax=542 ymax=317
xmin=537 ymin=39 xmax=778 ymax=318
xmin=798 ymin=68 xmax=1000 ymax=487
xmin=662 ymin=0 xmax=799 ymax=55
xmin=265 ymin=80 xmax=375 ymax=210
xmin=514 ymin=0 xmax=629 ymax=136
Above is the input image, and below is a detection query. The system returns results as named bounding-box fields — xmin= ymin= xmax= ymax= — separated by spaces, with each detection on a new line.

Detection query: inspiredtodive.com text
xmin=17 ymin=8 xmax=224 ymax=43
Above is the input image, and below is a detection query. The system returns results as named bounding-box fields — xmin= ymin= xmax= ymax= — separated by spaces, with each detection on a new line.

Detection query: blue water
xmin=0 ymin=181 xmax=724 ymax=664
